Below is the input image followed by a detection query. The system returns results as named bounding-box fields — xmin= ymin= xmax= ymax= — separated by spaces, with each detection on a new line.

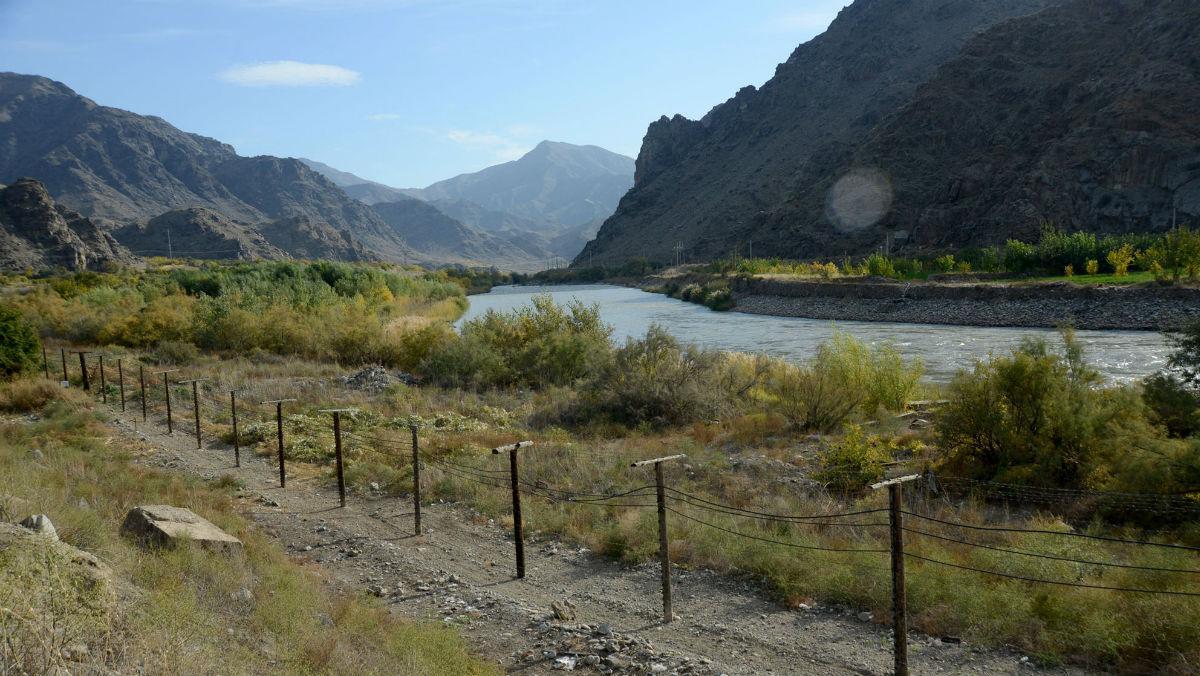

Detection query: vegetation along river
xmin=460 ymin=285 xmax=1171 ymax=384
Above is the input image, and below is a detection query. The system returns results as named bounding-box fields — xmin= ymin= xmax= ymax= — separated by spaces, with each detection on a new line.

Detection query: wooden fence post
xmin=492 ymin=441 xmax=534 ymax=578
xmin=178 ymin=379 xmax=207 ymax=449
xmin=155 ymin=370 xmax=179 ymax=433
xmin=263 ymin=399 xmax=296 ymax=488
xmin=230 ymin=391 xmax=240 ymax=467
xmin=60 ymin=348 xmax=68 ymax=384
xmin=872 ymin=474 xmax=920 ymax=676
xmin=98 ymin=355 xmax=107 ymax=403
xmin=75 ymin=351 xmax=90 ymax=391
xmin=139 ymin=365 xmax=147 ymax=422
xmin=42 ymin=345 xmax=49 ymax=379
xmin=632 ymin=454 xmax=687 ymax=623
xmin=318 ymin=409 xmax=357 ymax=507
xmin=411 ymin=424 xmax=421 ymax=535
xmin=117 ymin=358 xmax=125 ymax=411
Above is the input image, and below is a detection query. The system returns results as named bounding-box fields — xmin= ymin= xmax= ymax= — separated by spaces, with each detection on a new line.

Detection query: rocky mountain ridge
xmin=580 ymin=0 xmax=1089 ymax=264
xmin=0 ymin=178 xmax=134 ymax=271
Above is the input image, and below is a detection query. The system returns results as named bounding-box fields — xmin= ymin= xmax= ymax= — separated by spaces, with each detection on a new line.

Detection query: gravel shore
xmin=729 ymin=278 xmax=1200 ymax=330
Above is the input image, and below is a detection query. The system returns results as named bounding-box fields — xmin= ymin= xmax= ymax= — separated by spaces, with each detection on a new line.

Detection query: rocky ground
xmin=109 ymin=410 xmax=1082 ymax=675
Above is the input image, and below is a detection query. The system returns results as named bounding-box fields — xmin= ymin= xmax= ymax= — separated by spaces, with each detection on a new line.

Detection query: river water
xmin=459 ymin=285 xmax=1171 ymax=384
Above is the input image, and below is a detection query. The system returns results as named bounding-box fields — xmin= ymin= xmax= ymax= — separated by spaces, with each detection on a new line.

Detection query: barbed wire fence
xmin=52 ymin=346 xmax=1200 ymax=676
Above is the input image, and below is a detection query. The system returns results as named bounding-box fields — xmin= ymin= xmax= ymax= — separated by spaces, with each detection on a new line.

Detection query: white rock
xmin=19 ymin=514 xmax=58 ymax=540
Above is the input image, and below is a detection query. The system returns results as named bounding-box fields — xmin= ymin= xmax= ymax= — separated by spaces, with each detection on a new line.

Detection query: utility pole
xmin=631 ymin=454 xmax=687 ymax=623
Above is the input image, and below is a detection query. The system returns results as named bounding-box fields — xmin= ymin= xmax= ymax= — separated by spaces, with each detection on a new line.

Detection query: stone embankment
xmin=729 ymin=277 xmax=1200 ymax=330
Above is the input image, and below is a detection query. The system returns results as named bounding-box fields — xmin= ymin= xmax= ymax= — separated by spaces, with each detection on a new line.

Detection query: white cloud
xmin=446 ymin=129 xmax=529 ymax=161
xmin=218 ymin=60 xmax=361 ymax=87
xmin=367 ymin=113 xmax=404 ymax=121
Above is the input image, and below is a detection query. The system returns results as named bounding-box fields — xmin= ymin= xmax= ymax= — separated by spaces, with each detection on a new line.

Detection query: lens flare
xmin=826 ymin=168 xmax=893 ymax=231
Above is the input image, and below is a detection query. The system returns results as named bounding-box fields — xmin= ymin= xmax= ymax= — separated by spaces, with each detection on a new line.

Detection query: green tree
xmin=0 ymin=304 xmax=41 ymax=379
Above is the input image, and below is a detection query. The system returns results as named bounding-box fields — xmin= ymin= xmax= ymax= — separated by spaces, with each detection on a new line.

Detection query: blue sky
xmin=0 ymin=0 xmax=846 ymax=187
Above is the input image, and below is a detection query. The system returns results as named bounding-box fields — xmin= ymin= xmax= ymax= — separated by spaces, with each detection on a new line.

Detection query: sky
xmin=0 ymin=0 xmax=847 ymax=187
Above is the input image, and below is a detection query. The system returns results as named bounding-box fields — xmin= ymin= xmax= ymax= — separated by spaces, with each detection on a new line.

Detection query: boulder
xmin=19 ymin=513 xmax=58 ymax=540
xmin=120 ymin=505 xmax=242 ymax=553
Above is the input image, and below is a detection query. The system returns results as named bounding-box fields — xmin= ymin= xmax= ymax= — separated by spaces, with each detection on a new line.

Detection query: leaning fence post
xmin=319 ymin=409 xmax=357 ymax=507
xmin=632 ymin=454 xmax=687 ymax=623
xmin=230 ymin=391 xmax=240 ymax=467
xmin=263 ymin=399 xmax=296 ymax=487
xmin=493 ymin=441 xmax=534 ymax=578
xmin=178 ymin=379 xmax=206 ymax=449
xmin=74 ymin=351 xmax=91 ymax=391
xmin=871 ymin=474 xmax=920 ymax=676
xmin=42 ymin=345 xmax=49 ymax=379
xmin=410 ymin=424 xmax=421 ymax=535
xmin=155 ymin=370 xmax=179 ymax=433
xmin=98 ymin=355 xmax=107 ymax=403
xmin=117 ymin=358 xmax=125 ymax=411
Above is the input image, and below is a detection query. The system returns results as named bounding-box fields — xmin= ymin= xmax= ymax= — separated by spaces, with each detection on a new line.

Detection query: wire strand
xmin=667 ymin=507 xmax=889 ymax=555
xmin=903 ymin=511 xmax=1200 ymax=552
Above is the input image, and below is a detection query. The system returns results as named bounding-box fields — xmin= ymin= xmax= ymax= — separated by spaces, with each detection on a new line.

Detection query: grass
xmin=44 ymin=349 xmax=1200 ymax=673
xmin=0 ymin=378 xmax=496 ymax=676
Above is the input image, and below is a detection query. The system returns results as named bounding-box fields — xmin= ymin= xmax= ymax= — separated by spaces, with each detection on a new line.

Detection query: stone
xmin=551 ymin=599 xmax=577 ymax=622
xmin=19 ymin=513 xmax=58 ymax=541
xmin=552 ymin=655 xmax=576 ymax=671
xmin=120 ymin=505 xmax=242 ymax=553
xmin=29 ymin=448 xmax=44 ymax=460
xmin=857 ymin=611 xmax=873 ymax=622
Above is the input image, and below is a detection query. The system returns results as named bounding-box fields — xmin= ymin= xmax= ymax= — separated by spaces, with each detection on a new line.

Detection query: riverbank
xmin=647 ymin=274 xmax=1200 ymax=331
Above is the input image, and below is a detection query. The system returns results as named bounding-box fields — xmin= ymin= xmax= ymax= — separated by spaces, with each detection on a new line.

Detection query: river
xmin=459 ymin=285 xmax=1171 ymax=383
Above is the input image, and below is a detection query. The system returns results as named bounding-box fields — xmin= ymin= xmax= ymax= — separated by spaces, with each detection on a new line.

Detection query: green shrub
xmin=575 ymin=326 xmax=727 ymax=427
xmin=1138 ymin=226 xmax=1200 ymax=281
xmin=0 ymin=303 xmax=41 ymax=379
xmin=934 ymin=255 xmax=956 ymax=273
xmin=865 ymin=253 xmax=896 ymax=278
xmin=1142 ymin=372 xmax=1200 ymax=438
xmin=814 ymin=424 xmax=893 ymax=492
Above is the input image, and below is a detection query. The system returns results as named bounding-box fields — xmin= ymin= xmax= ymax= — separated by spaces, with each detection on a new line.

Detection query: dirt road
xmin=110 ymin=410 xmax=1074 ymax=676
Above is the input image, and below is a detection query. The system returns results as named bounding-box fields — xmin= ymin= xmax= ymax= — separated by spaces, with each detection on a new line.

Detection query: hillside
xmin=0 ymin=73 xmax=420 ymax=264
xmin=369 ymin=198 xmax=544 ymax=269
xmin=578 ymin=0 xmax=1065 ymax=264
xmin=408 ymin=141 xmax=634 ymax=231
xmin=0 ymin=178 xmax=133 ymax=270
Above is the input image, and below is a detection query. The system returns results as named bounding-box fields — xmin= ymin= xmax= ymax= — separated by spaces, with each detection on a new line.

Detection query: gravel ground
xmin=109 ymin=411 xmax=1084 ymax=676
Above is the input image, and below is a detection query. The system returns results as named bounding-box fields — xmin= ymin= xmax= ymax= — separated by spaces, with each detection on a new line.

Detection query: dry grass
xmin=0 ymin=379 xmax=495 ymax=676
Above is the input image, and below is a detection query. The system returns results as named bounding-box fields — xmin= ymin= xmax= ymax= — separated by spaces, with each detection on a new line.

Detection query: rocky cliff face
xmin=0 ymin=72 xmax=420 ymax=264
xmin=579 ymin=0 xmax=1068 ymax=264
xmin=0 ymin=178 xmax=134 ymax=270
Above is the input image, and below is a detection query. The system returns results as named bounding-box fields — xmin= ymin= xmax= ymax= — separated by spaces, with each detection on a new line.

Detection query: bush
xmin=934 ymin=255 xmax=956 ymax=273
xmin=1139 ymin=226 xmax=1200 ymax=281
xmin=148 ymin=340 xmax=200 ymax=365
xmin=0 ymin=303 xmax=41 ymax=379
xmin=865 ymin=253 xmax=896 ymax=278
xmin=937 ymin=331 xmax=1165 ymax=489
xmin=1085 ymin=259 xmax=1099 ymax=275
xmin=1106 ymin=244 xmax=1135 ymax=276
xmin=814 ymin=424 xmax=893 ymax=492
xmin=0 ymin=378 xmax=64 ymax=412
xmin=575 ymin=326 xmax=727 ymax=427
xmin=1142 ymin=372 xmax=1200 ymax=438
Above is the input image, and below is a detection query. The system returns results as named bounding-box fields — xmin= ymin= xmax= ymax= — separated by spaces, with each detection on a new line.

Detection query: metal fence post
xmin=411 ymin=424 xmax=421 ymax=535
xmin=318 ymin=408 xmax=357 ymax=507
xmin=154 ymin=369 xmax=179 ymax=433
xmin=139 ymin=365 xmax=147 ymax=421
xmin=632 ymin=454 xmax=686 ymax=623
xmin=76 ymin=351 xmax=90 ymax=391
xmin=98 ymin=355 xmax=107 ymax=403
xmin=872 ymin=474 xmax=920 ymax=676
xmin=60 ymin=348 xmax=68 ymax=384
xmin=493 ymin=441 xmax=534 ymax=578
xmin=42 ymin=345 xmax=49 ymax=379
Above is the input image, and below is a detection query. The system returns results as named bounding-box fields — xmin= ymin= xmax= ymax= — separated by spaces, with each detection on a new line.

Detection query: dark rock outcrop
xmin=0 ymin=178 xmax=133 ymax=270
xmin=579 ymin=0 xmax=1082 ymax=264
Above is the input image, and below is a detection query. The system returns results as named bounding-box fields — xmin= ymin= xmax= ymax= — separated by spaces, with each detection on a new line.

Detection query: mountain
xmin=369 ymin=199 xmax=545 ymax=269
xmin=297 ymin=159 xmax=412 ymax=205
xmin=0 ymin=72 xmax=420 ymax=264
xmin=578 ymin=0 xmax=1069 ymax=264
xmin=407 ymin=141 xmax=635 ymax=231
xmin=0 ymin=178 xmax=133 ymax=271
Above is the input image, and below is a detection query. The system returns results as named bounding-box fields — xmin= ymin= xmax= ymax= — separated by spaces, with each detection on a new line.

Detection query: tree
xmin=1105 ymin=244 xmax=1135 ymax=277
xmin=0 ymin=303 xmax=41 ymax=379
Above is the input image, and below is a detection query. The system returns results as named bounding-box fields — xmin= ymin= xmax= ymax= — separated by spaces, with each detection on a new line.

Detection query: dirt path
xmin=109 ymin=410 xmax=1075 ymax=676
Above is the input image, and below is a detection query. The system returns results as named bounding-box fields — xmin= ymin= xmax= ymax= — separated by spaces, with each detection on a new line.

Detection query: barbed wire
xmin=903 ymin=552 xmax=1200 ymax=597
xmin=665 ymin=487 xmax=888 ymax=523
xmin=666 ymin=507 xmax=889 ymax=555
xmin=903 ymin=510 xmax=1200 ymax=552
xmin=902 ymin=526 xmax=1200 ymax=574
